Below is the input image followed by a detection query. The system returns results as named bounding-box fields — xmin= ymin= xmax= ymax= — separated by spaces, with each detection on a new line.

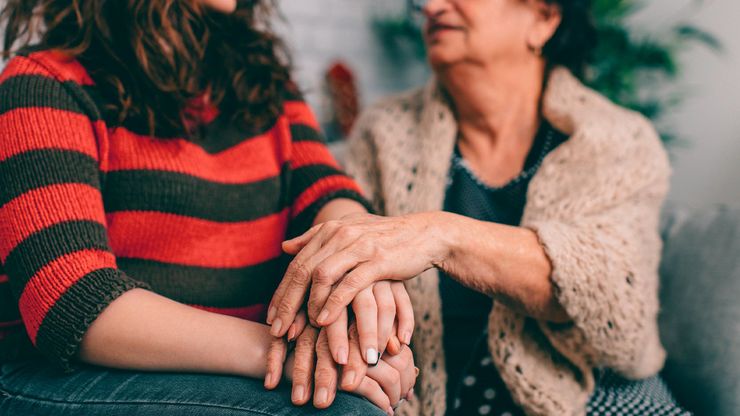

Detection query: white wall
xmin=278 ymin=0 xmax=429 ymax=124
xmin=631 ymin=0 xmax=740 ymax=208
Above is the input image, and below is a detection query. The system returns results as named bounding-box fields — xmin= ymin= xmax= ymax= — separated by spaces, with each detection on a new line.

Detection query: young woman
xmin=0 ymin=0 xmax=415 ymax=415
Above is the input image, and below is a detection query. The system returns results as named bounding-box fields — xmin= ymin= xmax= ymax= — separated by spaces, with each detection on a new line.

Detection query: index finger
xmin=268 ymin=234 xmax=325 ymax=335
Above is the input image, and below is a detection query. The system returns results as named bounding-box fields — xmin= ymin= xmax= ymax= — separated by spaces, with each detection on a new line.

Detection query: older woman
xmin=268 ymin=0 xmax=689 ymax=415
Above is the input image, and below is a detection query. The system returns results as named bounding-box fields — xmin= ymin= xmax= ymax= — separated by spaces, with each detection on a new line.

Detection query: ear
xmin=526 ymin=1 xmax=562 ymax=51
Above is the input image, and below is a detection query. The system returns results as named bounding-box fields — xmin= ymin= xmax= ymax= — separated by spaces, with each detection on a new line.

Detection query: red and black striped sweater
xmin=0 ymin=50 xmax=368 ymax=368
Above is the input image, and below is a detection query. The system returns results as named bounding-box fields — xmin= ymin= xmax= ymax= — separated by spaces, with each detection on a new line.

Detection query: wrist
xmin=425 ymin=211 xmax=459 ymax=270
xmin=226 ymin=320 xmax=273 ymax=378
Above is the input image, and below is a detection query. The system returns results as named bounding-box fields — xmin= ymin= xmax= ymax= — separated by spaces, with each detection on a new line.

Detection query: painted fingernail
xmin=267 ymin=306 xmax=276 ymax=324
xmin=270 ymin=318 xmax=283 ymax=337
xmin=386 ymin=406 xmax=395 ymax=416
xmin=316 ymin=387 xmax=328 ymax=405
xmin=402 ymin=331 xmax=412 ymax=345
xmin=292 ymin=385 xmax=305 ymax=402
xmin=287 ymin=324 xmax=297 ymax=341
xmin=337 ymin=347 xmax=348 ymax=365
xmin=366 ymin=348 xmax=379 ymax=365
xmin=342 ymin=370 xmax=356 ymax=387
xmin=317 ymin=309 xmax=329 ymax=324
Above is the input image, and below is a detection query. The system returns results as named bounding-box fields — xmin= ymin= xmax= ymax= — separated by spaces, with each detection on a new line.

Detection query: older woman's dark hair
xmin=542 ymin=0 xmax=597 ymax=78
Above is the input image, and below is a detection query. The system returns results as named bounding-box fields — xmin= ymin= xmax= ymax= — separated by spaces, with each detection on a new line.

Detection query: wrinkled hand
xmin=269 ymin=212 xmax=444 ymax=331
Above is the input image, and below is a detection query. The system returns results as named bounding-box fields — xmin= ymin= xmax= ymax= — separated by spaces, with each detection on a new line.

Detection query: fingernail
xmin=394 ymin=398 xmax=406 ymax=409
xmin=267 ymin=306 xmax=276 ymax=324
xmin=292 ymin=385 xmax=305 ymax=402
xmin=414 ymin=366 xmax=420 ymax=377
xmin=402 ymin=331 xmax=412 ymax=345
xmin=287 ymin=324 xmax=297 ymax=341
xmin=264 ymin=372 xmax=273 ymax=388
xmin=270 ymin=318 xmax=283 ymax=337
xmin=342 ymin=370 xmax=356 ymax=387
xmin=386 ymin=406 xmax=395 ymax=416
xmin=366 ymin=348 xmax=378 ymax=365
xmin=317 ymin=309 xmax=329 ymax=325
xmin=337 ymin=347 xmax=348 ymax=365
xmin=316 ymin=387 xmax=328 ymax=405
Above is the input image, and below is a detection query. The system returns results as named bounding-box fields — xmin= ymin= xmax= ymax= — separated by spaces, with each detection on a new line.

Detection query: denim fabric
xmin=0 ymin=360 xmax=385 ymax=416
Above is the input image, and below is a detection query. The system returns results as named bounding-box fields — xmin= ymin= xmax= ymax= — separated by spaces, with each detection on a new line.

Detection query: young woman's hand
xmin=338 ymin=321 xmax=417 ymax=414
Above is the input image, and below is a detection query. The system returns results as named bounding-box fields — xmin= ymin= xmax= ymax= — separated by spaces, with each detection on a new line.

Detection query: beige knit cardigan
xmin=343 ymin=67 xmax=670 ymax=416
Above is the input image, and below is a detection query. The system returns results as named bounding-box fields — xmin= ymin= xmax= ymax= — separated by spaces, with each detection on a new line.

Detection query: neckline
xmin=450 ymin=123 xmax=556 ymax=192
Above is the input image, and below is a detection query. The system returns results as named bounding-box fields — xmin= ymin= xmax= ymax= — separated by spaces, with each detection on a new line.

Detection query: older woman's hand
xmin=268 ymin=212 xmax=447 ymax=331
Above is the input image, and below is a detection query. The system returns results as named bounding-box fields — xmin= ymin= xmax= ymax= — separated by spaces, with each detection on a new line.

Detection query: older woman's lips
xmin=426 ymin=23 xmax=464 ymax=38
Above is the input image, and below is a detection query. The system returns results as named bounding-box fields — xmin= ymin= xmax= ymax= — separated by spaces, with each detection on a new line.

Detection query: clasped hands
xmin=264 ymin=213 xmax=443 ymax=413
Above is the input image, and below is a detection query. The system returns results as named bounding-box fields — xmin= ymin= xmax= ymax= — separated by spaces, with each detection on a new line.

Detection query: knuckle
xmin=325 ymin=220 xmax=341 ymax=233
xmin=376 ymin=296 xmax=395 ymax=313
xmin=314 ymin=368 xmax=335 ymax=384
xmin=277 ymin=302 xmax=295 ymax=318
xmin=296 ymin=334 xmax=317 ymax=350
xmin=313 ymin=265 xmax=333 ymax=285
xmin=293 ymin=263 xmax=313 ymax=285
xmin=335 ymin=225 xmax=353 ymax=240
xmin=353 ymin=294 xmax=375 ymax=310
xmin=292 ymin=368 xmax=310 ymax=382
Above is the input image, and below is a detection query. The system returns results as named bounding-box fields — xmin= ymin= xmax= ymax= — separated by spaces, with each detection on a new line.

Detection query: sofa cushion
xmin=659 ymin=204 xmax=740 ymax=416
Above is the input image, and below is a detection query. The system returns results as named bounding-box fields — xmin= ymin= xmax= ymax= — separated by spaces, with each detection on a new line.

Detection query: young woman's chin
xmin=202 ymin=0 xmax=237 ymax=13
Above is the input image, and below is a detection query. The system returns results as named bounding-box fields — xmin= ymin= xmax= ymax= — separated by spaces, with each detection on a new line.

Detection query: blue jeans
xmin=0 ymin=360 xmax=386 ymax=416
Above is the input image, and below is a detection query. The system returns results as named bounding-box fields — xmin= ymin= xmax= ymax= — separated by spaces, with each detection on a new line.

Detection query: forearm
xmin=435 ymin=212 xmax=570 ymax=322
xmin=79 ymin=289 xmax=274 ymax=378
xmin=313 ymin=198 xmax=368 ymax=225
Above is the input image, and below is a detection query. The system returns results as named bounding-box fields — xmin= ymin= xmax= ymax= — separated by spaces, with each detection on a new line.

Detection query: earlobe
xmin=526 ymin=1 xmax=562 ymax=54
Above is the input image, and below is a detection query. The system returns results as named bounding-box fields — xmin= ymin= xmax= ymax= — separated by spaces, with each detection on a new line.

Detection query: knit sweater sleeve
xmin=0 ymin=55 xmax=147 ymax=370
xmin=282 ymin=95 xmax=372 ymax=237
xmin=521 ymin=114 xmax=671 ymax=379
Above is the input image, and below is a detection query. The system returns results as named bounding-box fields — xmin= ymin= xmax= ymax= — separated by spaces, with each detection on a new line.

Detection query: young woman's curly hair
xmin=1 ymin=0 xmax=292 ymax=137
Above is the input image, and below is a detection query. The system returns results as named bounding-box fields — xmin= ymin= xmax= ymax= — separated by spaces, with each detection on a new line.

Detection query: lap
xmin=587 ymin=369 xmax=691 ymax=416
xmin=0 ymin=360 xmax=385 ymax=416
xmin=450 ymin=330 xmax=691 ymax=416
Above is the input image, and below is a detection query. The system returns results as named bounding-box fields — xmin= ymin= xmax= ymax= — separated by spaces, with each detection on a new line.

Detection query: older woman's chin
xmin=426 ymin=49 xmax=465 ymax=70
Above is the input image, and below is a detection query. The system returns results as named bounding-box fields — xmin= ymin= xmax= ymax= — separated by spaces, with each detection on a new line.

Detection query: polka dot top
xmin=439 ymin=120 xmax=568 ymax=413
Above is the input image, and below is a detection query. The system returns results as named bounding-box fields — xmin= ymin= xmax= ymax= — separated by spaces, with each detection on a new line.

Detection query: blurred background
xmin=277 ymin=0 xmax=740 ymax=209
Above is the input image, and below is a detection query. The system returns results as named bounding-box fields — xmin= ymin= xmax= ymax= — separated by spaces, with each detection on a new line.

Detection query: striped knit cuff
xmin=34 ymin=269 xmax=149 ymax=372
xmin=288 ymin=189 xmax=374 ymax=239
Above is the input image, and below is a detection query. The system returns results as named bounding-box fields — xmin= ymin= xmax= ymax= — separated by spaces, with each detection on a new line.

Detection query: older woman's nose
xmin=419 ymin=0 xmax=448 ymax=18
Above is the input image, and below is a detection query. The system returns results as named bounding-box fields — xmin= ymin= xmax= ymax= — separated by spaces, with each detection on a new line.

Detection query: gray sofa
xmin=659 ymin=204 xmax=740 ymax=415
